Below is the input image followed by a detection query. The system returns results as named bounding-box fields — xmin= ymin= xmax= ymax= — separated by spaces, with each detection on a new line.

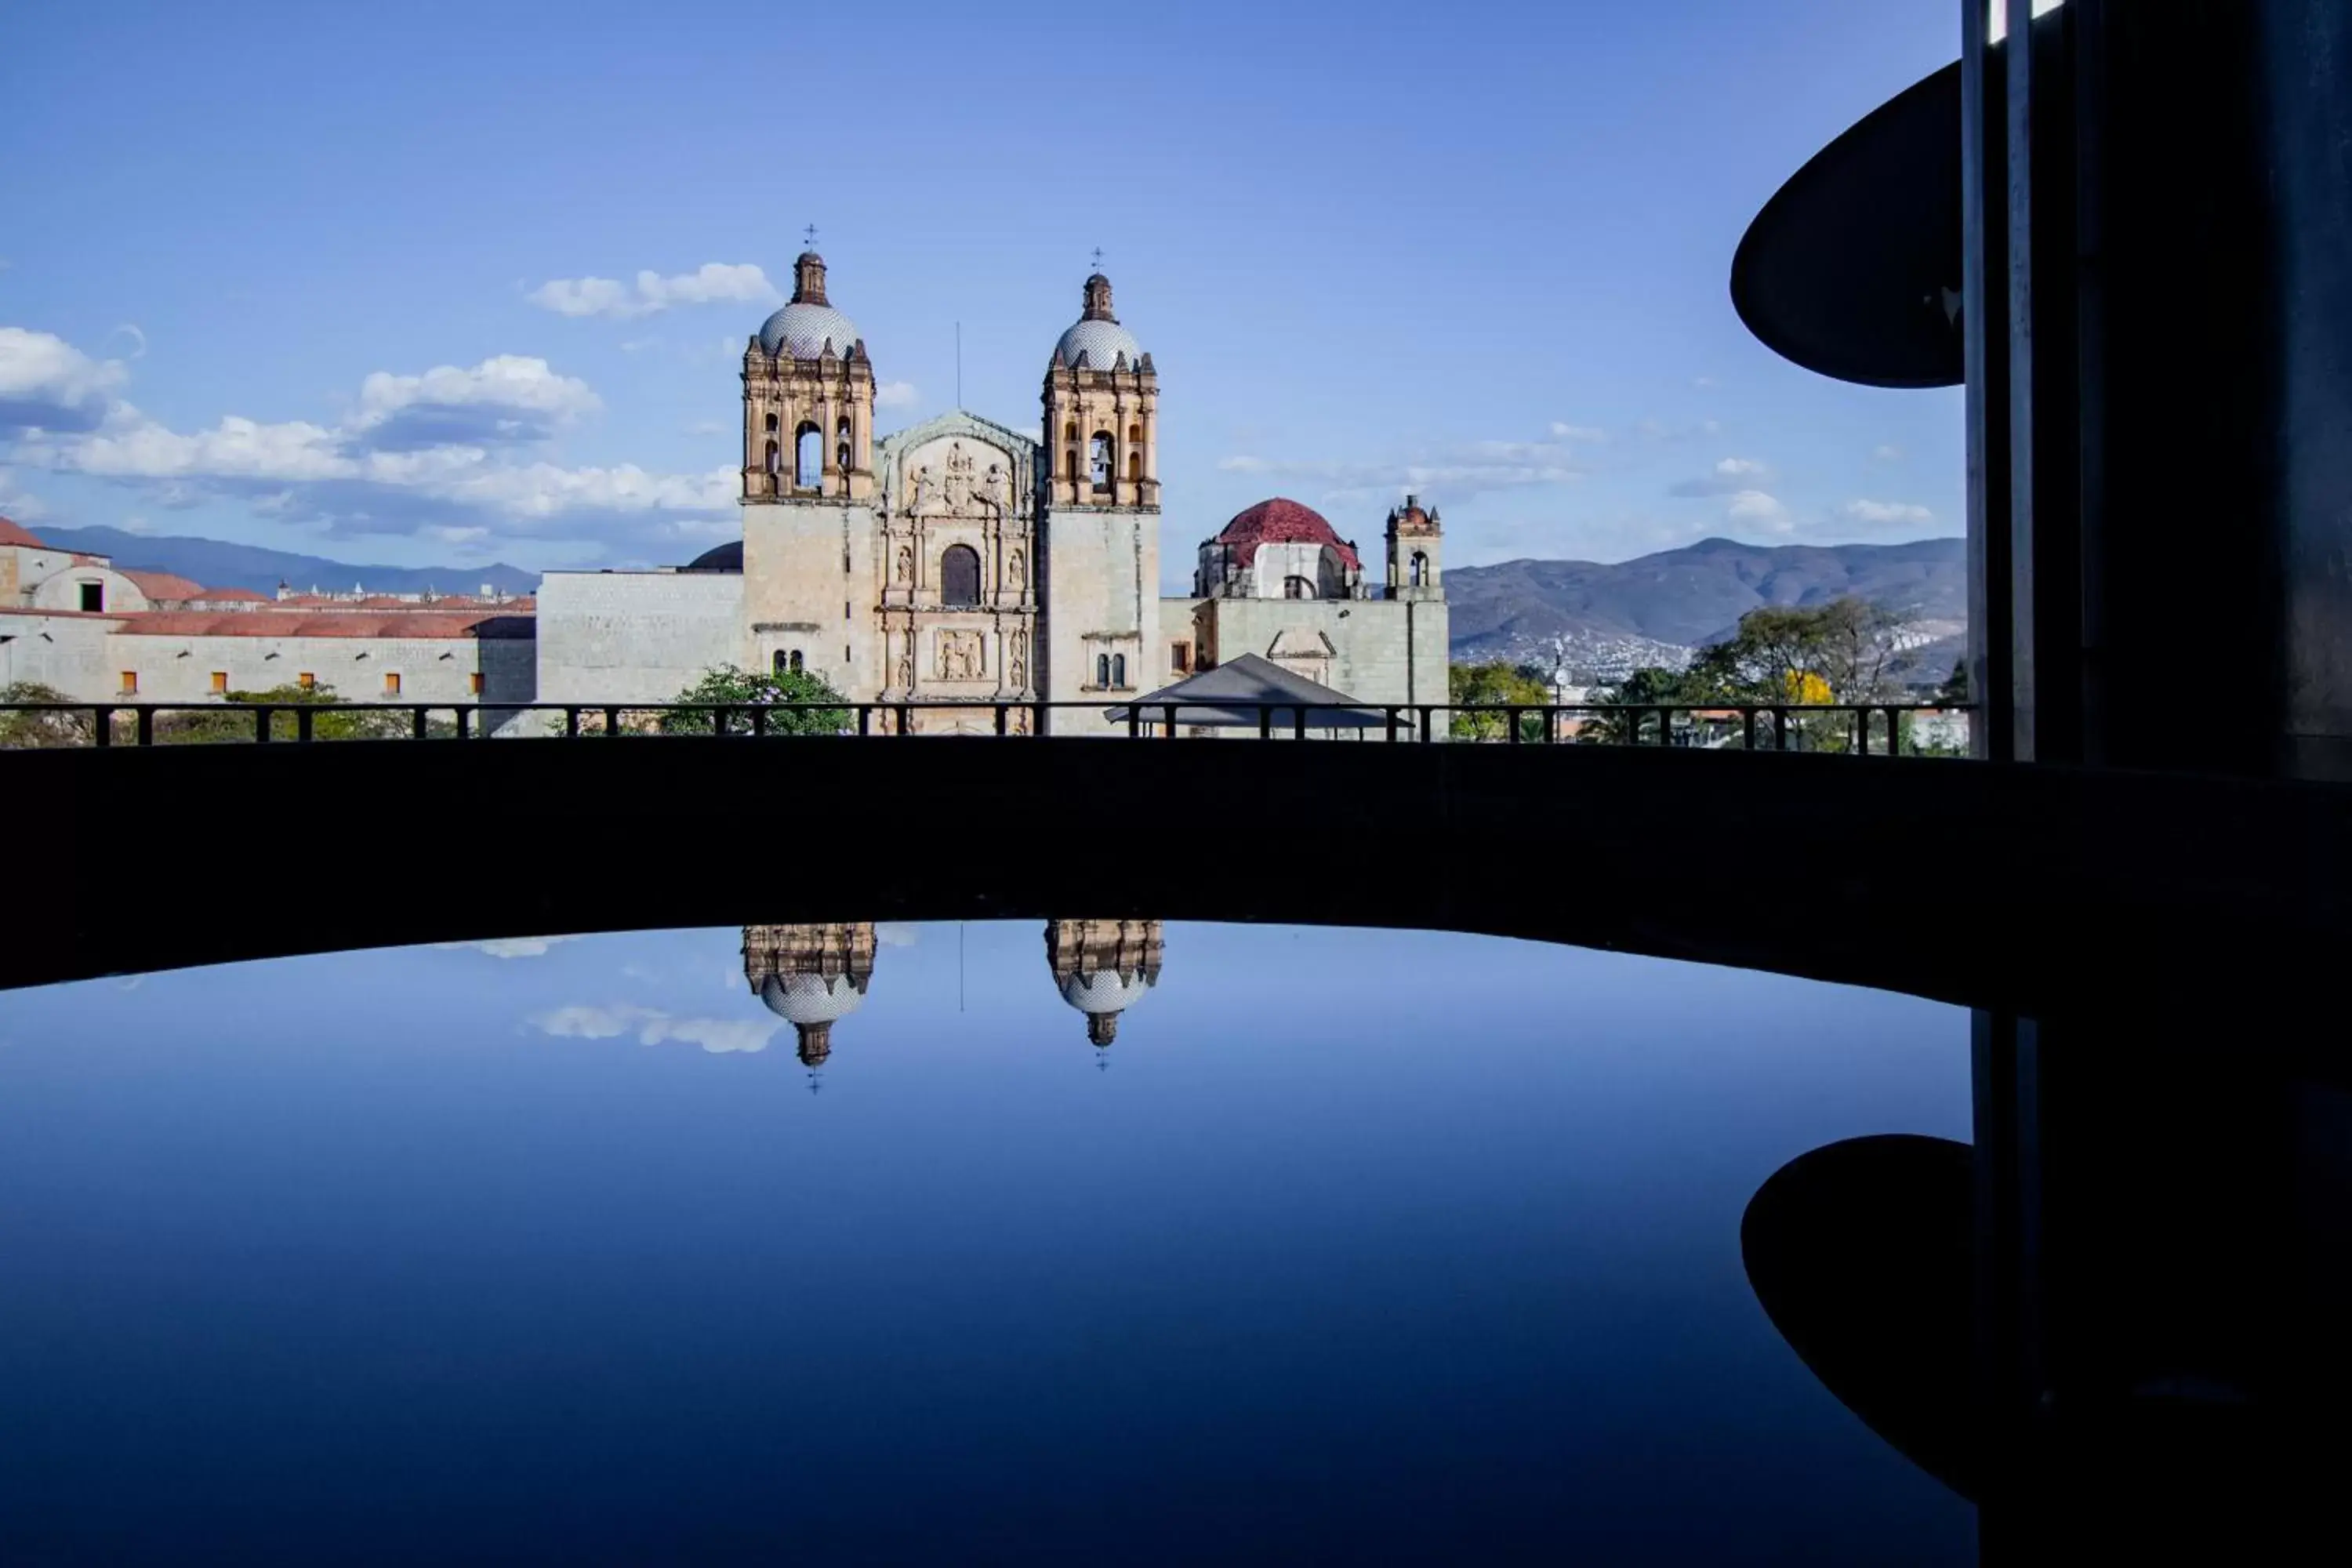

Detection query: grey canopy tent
xmin=1103 ymin=652 xmax=1385 ymax=731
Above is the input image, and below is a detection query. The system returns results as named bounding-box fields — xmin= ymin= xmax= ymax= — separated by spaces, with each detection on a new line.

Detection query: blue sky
xmin=1 ymin=0 xmax=1963 ymax=585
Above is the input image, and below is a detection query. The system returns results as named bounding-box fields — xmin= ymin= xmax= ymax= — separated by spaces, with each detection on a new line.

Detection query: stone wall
xmin=536 ymin=571 xmax=742 ymax=706
xmin=1188 ymin=596 xmax=1448 ymax=711
xmin=1041 ymin=509 xmax=1158 ymax=735
xmin=103 ymin=630 xmax=511 ymax=706
xmin=741 ymin=499 xmax=875 ymax=698
xmin=0 ymin=612 xmax=118 ymax=693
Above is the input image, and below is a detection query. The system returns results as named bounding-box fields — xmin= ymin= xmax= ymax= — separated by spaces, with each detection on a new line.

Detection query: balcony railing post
xmin=1259 ymin=703 xmax=1272 ymax=741
xmin=296 ymin=706 xmax=314 ymax=743
xmin=752 ymin=705 xmax=768 ymax=738
xmin=564 ymin=706 xmax=579 ymax=738
xmin=1293 ymin=705 xmax=1306 ymax=742
xmin=1385 ymin=707 xmax=1399 ymax=743
xmin=255 ymin=706 xmax=272 ymax=745
xmin=857 ymin=704 xmax=870 ymax=737
xmin=1033 ymin=700 xmax=1047 ymax=737
xmin=1419 ymin=705 xmax=1433 ymax=743
xmin=1163 ymin=703 xmax=1178 ymax=737
xmin=92 ymin=706 xmax=111 ymax=748
xmin=136 ymin=706 xmax=152 ymax=747
xmin=416 ymin=707 xmax=430 ymax=740
xmin=1742 ymin=708 xmax=1757 ymax=751
xmin=895 ymin=702 xmax=909 ymax=735
xmin=1127 ymin=703 xmax=1140 ymax=739
xmin=1888 ymin=706 xmax=1904 ymax=756
xmin=1773 ymin=707 xmax=1789 ymax=751
xmin=601 ymin=706 xmax=617 ymax=738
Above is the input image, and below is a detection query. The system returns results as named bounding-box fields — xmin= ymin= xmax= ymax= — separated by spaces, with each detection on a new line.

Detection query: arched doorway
xmin=941 ymin=545 xmax=981 ymax=608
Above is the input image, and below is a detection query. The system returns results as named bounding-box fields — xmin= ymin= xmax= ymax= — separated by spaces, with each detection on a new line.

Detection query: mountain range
xmin=1444 ymin=535 xmax=1967 ymax=672
xmin=31 ymin=525 xmax=541 ymax=599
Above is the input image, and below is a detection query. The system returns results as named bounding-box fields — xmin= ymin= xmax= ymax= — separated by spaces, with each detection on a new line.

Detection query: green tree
xmin=1576 ymin=665 xmax=1697 ymax=745
xmin=659 ymin=663 xmax=851 ymax=735
xmin=156 ymin=683 xmax=415 ymax=744
xmin=1448 ymin=661 xmax=1552 ymax=741
xmin=0 ymin=681 xmax=96 ymax=748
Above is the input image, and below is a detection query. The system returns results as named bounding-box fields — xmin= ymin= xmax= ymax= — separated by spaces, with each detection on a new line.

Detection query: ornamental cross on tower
xmin=804 ymin=223 xmax=820 ymax=250
xmin=1091 ymin=246 xmax=1104 ymax=272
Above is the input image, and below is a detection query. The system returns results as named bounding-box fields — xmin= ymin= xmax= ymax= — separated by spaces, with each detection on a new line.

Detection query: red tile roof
xmin=0 ymin=516 xmax=49 ymax=549
xmin=109 ymin=610 xmax=534 ymax=640
xmin=1215 ymin=497 xmax=1362 ymax=572
xmin=191 ymin=586 xmax=272 ymax=604
xmin=122 ymin=570 xmax=205 ymax=602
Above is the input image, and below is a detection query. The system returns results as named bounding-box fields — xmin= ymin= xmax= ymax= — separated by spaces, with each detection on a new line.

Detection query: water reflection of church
xmin=740 ymin=920 xmax=1163 ymax=1064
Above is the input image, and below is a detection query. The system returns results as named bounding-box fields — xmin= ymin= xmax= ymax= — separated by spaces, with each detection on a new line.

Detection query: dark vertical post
xmin=1965 ymin=0 xmax=2016 ymax=760
xmin=136 ymin=706 xmax=152 ymax=747
xmin=753 ymin=706 xmax=768 ymax=738
xmin=1163 ymin=703 xmax=1177 ymax=737
xmin=1774 ymin=707 xmax=1789 ymax=751
xmin=1742 ymin=708 xmax=1758 ymax=751
xmin=1292 ymin=706 xmax=1305 ymax=742
xmin=93 ymin=706 xmax=111 ymax=748
xmin=255 ymin=706 xmax=271 ymax=745
xmin=994 ymin=703 xmax=1007 ymax=736
xmin=1386 ymin=706 xmax=1399 ymax=743
xmin=564 ymin=707 xmax=579 ymax=738
xmin=1506 ymin=706 xmax=1521 ymax=744
xmin=296 ymin=706 xmax=314 ymax=744
xmin=456 ymin=707 xmax=471 ymax=741
xmin=601 ymin=706 xmax=617 ymax=738
xmin=1259 ymin=705 xmax=1272 ymax=741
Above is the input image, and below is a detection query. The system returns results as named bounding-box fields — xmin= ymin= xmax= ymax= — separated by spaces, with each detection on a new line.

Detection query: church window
xmin=1095 ymin=653 xmax=1111 ymax=687
xmin=764 ymin=413 xmax=779 ymax=434
xmin=209 ymin=671 xmax=228 ymax=694
xmin=1284 ymin=575 xmax=1313 ymax=600
xmin=1089 ymin=432 xmax=1112 ymax=490
xmin=794 ymin=422 xmax=822 ymax=487
xmin=940 ymin=544 xmax=981 ymax=608
xmin=1410 ymin=551 xmax=1429 ymax=587
xmin=1111 ymin=653 xmax=1127 ymax=688
xmin=772 ymin=649 xmax=805 ymax=676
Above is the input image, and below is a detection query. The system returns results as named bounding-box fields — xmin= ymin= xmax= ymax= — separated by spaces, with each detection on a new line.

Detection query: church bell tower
xmin=741 ymin=249 xmax=877 ymax=503
xmin=1385 ymin=494 xmax=1443 ymax=601
xmin=1042 ymin=272 xmax=1159 ymax=510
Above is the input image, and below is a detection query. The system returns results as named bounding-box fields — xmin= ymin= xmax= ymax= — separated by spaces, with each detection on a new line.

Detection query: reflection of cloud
xmin=443 ymin=935 xmax=579 ymax=959
xmin=532 ymin=1002 xmax=777 ymax=1055
xmin=874 ymin=922 xmax=920 ymax=947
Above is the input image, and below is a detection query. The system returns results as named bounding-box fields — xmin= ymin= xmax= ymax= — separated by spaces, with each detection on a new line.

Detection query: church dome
xmin=683 ymin=539 xmax=742 ymax=572
xmin=757 ymin=250 xmax=861 ymax=360
xmin=758 ymin=301 xmax=861 ymax=360
xmin=1051 ymin=273 xmax=1145 ymax=371
xmin=1058 ymin=967 xmax=1155 ymax=1048
xmin=757 ymin=972 xmax=868 ymax=1026
xmin=1216 ymin=497 xmax=1363 ymax=571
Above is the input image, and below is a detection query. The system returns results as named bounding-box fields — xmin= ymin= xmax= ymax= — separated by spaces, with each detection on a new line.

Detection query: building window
xmin=940 ymin=544 xmax=981 ymax=608
xmin=118 ymin=671 xmax=137 ymax=695
xmin=210 ymin=671 xmax=228 ymax=694
xmin=795 ymin=422 xmax=822 ymax=487
xmin=1410 ymin=551 xmax=1429 ymax=587
xmin=1066 ymin=448 xmax=1080 ymax=481
xmin=1171 ymin=642 xmax=1191 ymax=674
xmin=1089 ymin=432 xmax=1112 ymax=490
xmin=1128 ymin=451 xmax=1143 ymax=481
xmin=1127 ymin=423 xmax=1142 ymax=445
xmin=764 ymin=412 xmax=779 ymax=434
xmin=764 ymin=439 xmax=781 ymax=474
xmin=1095 ymin=653 xmax=1111 ymax=688
xmin=298 ymin=672 xmax=315 ymax=691
xmin=469 ymin=672 xmax=485 ymax=695
xmin=774 ymin=648 xmax=804 ymax=676
xmin=1284 ymin=575 xmax=1312 ymax=600
xmin=1111 ymin=653 xmax=1127 ymax=688
xmin=80 ymin=582 xmax=104 ymax=612
xmin=383 ymin=672 xmax=401 ymax=696
xmin=1064 ymin=421 xmax=1079 ymax=443
xmin=837 ymin=441 xmax=851 ymax=472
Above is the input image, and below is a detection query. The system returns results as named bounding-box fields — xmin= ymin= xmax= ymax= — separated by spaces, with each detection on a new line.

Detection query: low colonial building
xmin=533 ymin=251 xmax=1448 ymax=730
xmin=0 ymin=516 xmax=534 ymax=712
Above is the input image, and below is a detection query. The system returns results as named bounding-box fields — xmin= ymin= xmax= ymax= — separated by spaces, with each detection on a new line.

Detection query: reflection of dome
xmin=1050 ymin=273 xmax=1147 ymax=372
xmin=1044 ymin=918 xmax=1163 ymax=1048
xmin=743 ymin=923 xmax=877 ymax=1069
xmin=684 ymin=539 xmax=742 ymax=572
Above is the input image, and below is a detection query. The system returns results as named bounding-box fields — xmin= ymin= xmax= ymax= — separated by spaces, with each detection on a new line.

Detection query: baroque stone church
xmin=532 ymin=250 xmax=1447 ymax=730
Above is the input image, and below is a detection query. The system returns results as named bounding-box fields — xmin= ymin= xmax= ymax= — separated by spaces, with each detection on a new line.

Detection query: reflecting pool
xmin=0 ymin=922 xmax=1973 ymax=1563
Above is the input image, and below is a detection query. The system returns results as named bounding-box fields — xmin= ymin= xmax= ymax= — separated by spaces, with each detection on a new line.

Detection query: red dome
xmin=1214 ymin=497 xmax=1361 ymax=571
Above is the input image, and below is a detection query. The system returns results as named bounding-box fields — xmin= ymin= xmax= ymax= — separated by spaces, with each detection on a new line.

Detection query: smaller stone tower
xmin=741 ymin=252 xmax=876 ymax=503
xmin=742 ymin=922 xmax=878 ymax=1066
xmin=1385 ymin=494 xmax=1443 ymax=601
xmin=1044 ymin=918 xmax=1163 ymax=1047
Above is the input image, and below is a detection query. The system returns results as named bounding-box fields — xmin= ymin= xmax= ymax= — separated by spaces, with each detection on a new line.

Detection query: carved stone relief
xmin=937 ymin=630 xmax=984 ymax=682
xmin=1009 ymin=629 xmax=1029 ymax=690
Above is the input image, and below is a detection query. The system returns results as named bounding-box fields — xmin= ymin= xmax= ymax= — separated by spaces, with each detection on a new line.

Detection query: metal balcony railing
xmin=0 ymin=700 xmax=1976 ymax=755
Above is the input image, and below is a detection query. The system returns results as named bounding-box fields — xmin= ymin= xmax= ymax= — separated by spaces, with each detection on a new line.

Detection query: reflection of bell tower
xmin=1044 ymin=918 xmax=1163 ymax=1047
xmin=742 ymin=923 xmax=877 ymax=1065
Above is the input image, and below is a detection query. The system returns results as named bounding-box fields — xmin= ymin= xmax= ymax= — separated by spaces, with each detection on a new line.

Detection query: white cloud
xmin=531 ymin=1001 xmax=777 ymax=1055
xmin=874 ymin=922 xmax=921 ymax=947
xmin=1548 ymin=422 xmax=1609 ymax=443
xmin=1726 ymin=489 xmax=1795 ymax=532
xmin=528 ymin=263 xmax=779 ymax=320
xmin=351 ymin=354 xmax=601 ymax=447
xmin=0 ymin=465 xmax=45 ymax=520
xmin=440 ymin=935 xmax=578 ymax=958
xmin=5 ymin=326 xmax=734 ymax=539
xmin=0 ymin=326 xmax=128 ymax=430
xmin=1671 ymin=456 xmax=1773 ymax=497
xmin=1872 ymin=444 xmax=1904 ymax=463
xmin=1693 ymin=375 xmax=1719 ymax=389
xmin=874 ymin=380 xmax=919 ymax=410
xmin=1838 ymin=499 xmax=1936 ymax=527
xmin=1217 ymin=432 xmax=1588 ymax=506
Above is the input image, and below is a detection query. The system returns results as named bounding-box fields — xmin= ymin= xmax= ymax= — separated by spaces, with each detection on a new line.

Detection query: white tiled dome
xmin=1052 ymin=318 xmax=1142 ymax=372
xmin=758 ymin=302 xmax=861 ymax=360
xmin=1059 ymin=970 xmax=1155 ymax=1015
